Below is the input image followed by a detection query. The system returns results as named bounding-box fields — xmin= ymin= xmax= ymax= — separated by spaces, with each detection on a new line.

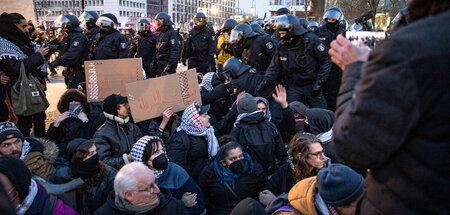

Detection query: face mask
xmin=69 ymin=104 xmax=83 ymax=118
xmin=326 ymin=21 xmax=339 ymax=31
xmin=71 ymin=153 xmax=100 ymax=179
xmin=304 ymin=123 xmax=312 ymax=133
xmin=229 ymin=159 xmax=245 ymax=173
xmin=152 ymin=153 xmax=168 ymax=170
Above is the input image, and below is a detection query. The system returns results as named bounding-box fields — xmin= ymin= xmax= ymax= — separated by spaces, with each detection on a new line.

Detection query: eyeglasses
xmin=308 ymin=150 xmax=325 ymax=158
xmin=135 ymin=182 xmax=158 ymax=194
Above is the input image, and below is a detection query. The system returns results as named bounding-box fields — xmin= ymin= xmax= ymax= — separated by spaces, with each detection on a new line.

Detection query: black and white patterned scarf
xmin=0 ymin=36 xmax=28 ymax=60
xmin=131 ymin=135 xmax=167 ymax=178
xmin=199 ymin=72 xmax=215 ymax=92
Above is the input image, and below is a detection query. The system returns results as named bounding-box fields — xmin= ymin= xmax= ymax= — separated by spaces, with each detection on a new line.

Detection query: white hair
xmin=114 ymin=162 xmax=153 ymax=198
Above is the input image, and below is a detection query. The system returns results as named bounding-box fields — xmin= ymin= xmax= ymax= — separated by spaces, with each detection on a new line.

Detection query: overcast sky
xmin=239 ymin=0 xmax=269 ymax=19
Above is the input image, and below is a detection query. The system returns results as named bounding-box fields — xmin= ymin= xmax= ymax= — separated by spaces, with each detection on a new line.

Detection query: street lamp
xmin=211 ymin=5 xmax=219 ymax=16
xmin=141 ymin=13 xmax=145 ymax=18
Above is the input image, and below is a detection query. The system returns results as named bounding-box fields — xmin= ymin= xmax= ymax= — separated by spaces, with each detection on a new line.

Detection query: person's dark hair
xmin=70 ymin=140 xmax=106 ymax=186
xmin=409 ymin=0 xmax=450 ymax=22
xmin=218 ymin=135 xmax=237 ymax=147
xmin=4 ymin=13 xmax=26 ymax=24
xmin=219 ymin=141 xmax=243 ymax=160
xmin=57 ymin=89 xmax=91 ymax=115
xmin=141 ymin=138 xmax=164 ymax=164
xmin=288 ymin=133 xmax=322 ymax=182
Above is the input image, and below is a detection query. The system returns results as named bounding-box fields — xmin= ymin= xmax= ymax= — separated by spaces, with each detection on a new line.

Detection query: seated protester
xmin=197 ymin=142 xmax=267 ymax=215
xmin=304 ymin=108 xmax=339 ymax=162
xmin=230 ymin=93 xmax=285 ymax=175
xmin=230 ymin=197 xmax=265 ymax=215
xmin=51 ymin=139 xmax=116 ymax=214
xmin=167 ymin=102 xmax=219 ymax=181
xmin=283 ymin=164 xmax=364 ymax=215
xmin=0 ymin=122 xmax=58 ymax=180
xmin=0 ymin=156 xmax=77 ymax=215
xmin=200 ymin=72 xmax=233 ymax=122
xmin=94 ymin=162 xmax=188 ymax=215
xmin=94 ymin=94 xmax=142 ymax=170
xmin=47 ymin=89 xmax=105 ymax=158
xmin=260 ymin=133 xmax=327 ymax=206
xmin=136 ymin=107 xmax=180 ymax=143
xmin=281 ymin=101 xmax=308 ymax=145
xmin=131 ymin=136 xmax=205 ymax=215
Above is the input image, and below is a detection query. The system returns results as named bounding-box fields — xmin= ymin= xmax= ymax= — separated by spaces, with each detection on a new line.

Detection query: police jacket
xmin=92 ymin=30 xmax=128 ymax=60
xmin=313 ymin=25 xmax=345 ymax=73
xmin=234 ymin=68 xmax=264 ymax=96
xmin=183 ymin=27 xmax=216 ymax=63
xmin=52 ymin=31 xmax=88 ymax=68
xmin=264 ymin=31 xmax=331 ymax=86
xmin=241 ymin=35 xmax=276 ymax=73
xmin=85 ymin=26 xmax=100 ymax=47
xmin=155 ymin=27 xmax=181 ymax=66
xmin=128 ymin=33 xmax=156 ymax=66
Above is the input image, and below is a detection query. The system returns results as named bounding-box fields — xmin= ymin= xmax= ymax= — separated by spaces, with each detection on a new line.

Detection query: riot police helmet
xmin=221 ymin=19 xmax=239 ymax=33
xmin=308 ymin=21 xmax=319 ymax=29
xmin=250 ymin=23 xmax=265 ymax=35
xmin=223 ymin=58 xmax=250 ymax=78
xmin=298 ymin=18 xmax=309 ymax=29
xmin=324 ymin=7 xmax=343 ymax=22
xmin=276 ymin=7 xmax=290 ymax=16
xmin=96 ymin=13 xmax=118 ymax=30
xmin=79 ymin=11 xmax=99 ymax=30
xmin=207 ymin=21 xmax=214 ymax=30
xmin=229 ymin=23 xmax=259 ymax=45
xmin=256 ymin=19 xmax=265 ymax=28
xmin=155 ymin=12 xmax=174 ymax=31
xmin=276 ymin=14 xmax=307 ymax=36
xmin=194 ymin=12 xmax=207 ymax=29
xmin=54 ymin=14 xmax=82 ymax=32
xmin=136 ymin=18 xmax=151 ymax=33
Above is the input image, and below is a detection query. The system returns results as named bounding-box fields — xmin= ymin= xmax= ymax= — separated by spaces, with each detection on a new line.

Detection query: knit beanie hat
xmin=0 ymin=122 xmax=24 ymax=145
xmin=237 ymin=93 xmax=258 ymax=114
xmin=316 ymin=164 xmax=364 ymax=207
xmin=0 ymin=156 xmax=32 ymax=202
xmin=101 ymin=13 xmax=118 ymax=25
xmin=66 ymin=138 xmax=88 ymax=162
xmin=103 ymin=94 xmax=128 ymax=116
xmin=289 ymin=101 xmax=307 ymax=117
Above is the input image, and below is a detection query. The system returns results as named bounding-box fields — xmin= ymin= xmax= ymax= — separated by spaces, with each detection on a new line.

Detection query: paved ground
xmin=44 ymin=72 xmax=66 ymax=129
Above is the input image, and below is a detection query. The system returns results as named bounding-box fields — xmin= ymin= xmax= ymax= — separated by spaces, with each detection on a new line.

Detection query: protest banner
xmin=126 ymin=69 xmax=201 ymax=122
xmin=85 ymin=58 xmax=144 ymax=102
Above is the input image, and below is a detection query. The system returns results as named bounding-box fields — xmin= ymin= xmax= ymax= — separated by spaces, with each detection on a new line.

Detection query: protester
xmin=197 ymin=142 xmax=267 ymax=215
xmin=329 ymin=1 xmax=450 ymax=213
xmin=94 ymin=162 xmax=188 ymax=215
xmin=0 ymin=156 xmax=78 ymax=215
xmin=200 ymin=72 xmax=233 ymax=123
xmin=260 ymin=133 xmax=327 ymax=206
xmin=167 ymin=102 xmax=219 ymax=181
xmin=230 ymin=197 xmax=265 ymax=215
xmin=94 ymin=94 xmax=142 ymax=170
xmin=0 ymin=122 xmax=58 ymax=180
xmin=0 ymin=12 xmax=49 ymax=137
xmin=51 ymin=139 xmax=116 ymax=214
xmin=47 ymin=89 xmax=104 ymax=158
xmin=304 ymin=108 xmax=338 ymax=162
xmin=131 ymin=136 xmax=205 ymax=215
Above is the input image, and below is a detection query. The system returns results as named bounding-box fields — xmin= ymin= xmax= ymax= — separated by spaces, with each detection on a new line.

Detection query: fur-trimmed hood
xmin=57 ymin=89 xmax=91 ymax=115
xmin=34 ymin=137 xmax=59 ymax=164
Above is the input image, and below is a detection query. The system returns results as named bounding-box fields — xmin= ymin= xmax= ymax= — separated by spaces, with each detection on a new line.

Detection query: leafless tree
xmin=387 ymin=0 xmax=408 ymax=20
xmin=304 ymin=0 xmax=312 ymax=18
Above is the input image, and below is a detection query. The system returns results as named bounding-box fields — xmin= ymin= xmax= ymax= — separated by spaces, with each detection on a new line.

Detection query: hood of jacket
xmin=239 ymin=111 xmax=265 ymax=125
xmin=288 ymin=176 xmax=318 ymax=215
xmin=26 ymin=137 xmax=59 ymax=164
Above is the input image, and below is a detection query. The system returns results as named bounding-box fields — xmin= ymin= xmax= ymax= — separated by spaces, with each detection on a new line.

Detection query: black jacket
xmin=234 ymin=69 xmax=265 ymax=96
xmin=201 ymin=84 xmax=231 ymax=122
xmin=197 ymin=162 xmax=267 ymax=215
xmin=85 ymin=26 xmax=100 ymax=46
xmin=128 ymin=33 xmax=156 ymax=77
xmin=332 ymin=10 xmax=450 ymax=215
xmin=313 ymin=24 xmax=345 ymax=74
xmin=264 ymin=31 xmax=331 ymax=86
xmin=94 ymin=189 xmax=188 ymax=215
xmin=166 ymin=131 xmax=210 ymax=181
xmin=265 ymin=162 xmax=295 ymax=197
xmin=92 ymin=30 xmax=128 ymax=60
xmin=52 ymin=31 xmax=88 ymax=68
xmin=230 ymin=112 xmax=286 ymax=175
xmin=155 ymin=28 xmax=181 ymax=67
xmin=183 ymin=27 xmax=216 ymax=63
xmin=241 ymin=35 xmax=276 ymax=73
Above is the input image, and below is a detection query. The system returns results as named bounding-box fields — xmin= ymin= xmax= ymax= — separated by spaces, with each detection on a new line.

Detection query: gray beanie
xmin=317 ymin=164 xmax=364 ymax=207
xmin=237 ymin=93 xmax=258 ymax=114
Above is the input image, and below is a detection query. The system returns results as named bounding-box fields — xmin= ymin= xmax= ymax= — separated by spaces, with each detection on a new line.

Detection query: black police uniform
xmin=183 ymin=27 xmax=216 ymax=75
xmin=241 ymin=34 xmax=276 ymax=74
xmin=128 ymin=33 xmax=157 ymax=78
xmin=92 ymin=30 xmax=129 ymax=60
xmin=263 ymin=31 xmax=331 ymax=108
xmin=50 ymin=31 xmax=89 ymax=89
xmin=314 ymin=24 xmax=346 ymax=111
xmin=154 ymin=27 xmax=181 ymax=77
xmin=85 ymin=26 xmax=100 ymax=47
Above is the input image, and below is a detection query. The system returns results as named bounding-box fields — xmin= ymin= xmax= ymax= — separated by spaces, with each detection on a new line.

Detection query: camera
xmin=354 ymin=10 xmax=374 ymax=25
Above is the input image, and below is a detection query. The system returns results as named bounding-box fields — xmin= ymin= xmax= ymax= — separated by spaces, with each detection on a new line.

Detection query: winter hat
xmin=195 ymin=104 xmax=210 ymax=115
xmin=66 ymin=138 xmax=88 ymax=162
xmin=131 ymin=136 xmax=162 ymax=162
xmin=0 ymin=122 xmax=24 ymax=144
xmin=101 ymin=13 xmax=118 ymax=25
xmin=289 ymin=101 xmax=307 ymax=117
xmin=230 ymin=197 xmax=265 ymax=215
xmin=103 ymin=94 xmax=128 ymax=116
xmin=237 ymin=93 xmax=258 ymax=114
xmin=316 ymin=164 xmax=364 ymax=207
xmin=0 ymin=156 xmax=32 ymax=202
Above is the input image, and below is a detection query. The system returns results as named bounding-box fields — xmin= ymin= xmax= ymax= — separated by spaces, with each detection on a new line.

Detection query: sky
xmin=239 ymin=0 xmax=269 ymax=19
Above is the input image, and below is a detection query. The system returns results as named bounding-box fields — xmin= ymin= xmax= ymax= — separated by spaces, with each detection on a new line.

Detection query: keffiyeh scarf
xmin=199 ymin=72 xmax=215 ymax=92
xmin=130 ymin=136 xmax=167 ymax=178
xmin=177 ymin=102 xmax=219 ymax=158
xmin=20 ymin=140 xmax=31 ymax=160
xmin=0 ymin=36 xmax=28 ymax=60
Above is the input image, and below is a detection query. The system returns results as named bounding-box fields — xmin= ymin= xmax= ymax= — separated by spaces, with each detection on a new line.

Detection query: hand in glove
xmin=312 ymin=81 xmax=322 ymax=97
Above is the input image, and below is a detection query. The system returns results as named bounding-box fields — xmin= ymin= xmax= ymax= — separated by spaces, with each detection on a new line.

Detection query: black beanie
xmin=237 ymin=93 xmax=258 ymax=114
xmin=103 ymin=94 xmax=128 ymax=116
xmin=0 ymin=122 xmax=24 ymax=145
xmin=101 ymin=13 xmax=118 ymax=25
xmin=66 ymin=138 xmax=88 ymax=162
xmin=0 ymin=156 xmax=31 ymax=202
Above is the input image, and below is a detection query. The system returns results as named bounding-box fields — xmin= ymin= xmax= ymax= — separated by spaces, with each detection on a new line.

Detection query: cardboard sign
xmin=85 ymin=58 xmax=144 ymax=102
xmin=126 ymin=69 xmax=202 ymax=122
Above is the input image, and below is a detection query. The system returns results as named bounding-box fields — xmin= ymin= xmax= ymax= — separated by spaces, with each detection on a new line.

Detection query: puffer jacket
xmin=23 ymin=137 xmax=59 ymax=181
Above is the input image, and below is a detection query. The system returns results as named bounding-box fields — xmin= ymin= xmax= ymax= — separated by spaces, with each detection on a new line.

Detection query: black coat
xmin=201 ymin=84 xmax=231 ymax=122
xmin=92 ymin=30 xmax=128 ymax=60
xmin=128 ymin=33 xmax=156 ymax=77
xmin=265 ymin=162 xmax=295 ymax=197
xmin=332 ymin=10 xmax=450 ymax=215
xmin=313 ymin=24 xmax=345 ymax=74
xmin=166 ymin=131 xmax=210 ymax=181
xmin=183 ymin=27 xmax=216 ymax=63
xmin=52 ymin=31 xmax=88 ymax=68
xmin=155 ymin=28 xmax=181 ymax=67
xmin=241 ymin=35 xmax=276 ymax=73
xmin=94 ymin=189 xmax=188 ymax=215
xmin=234 ymin=69 xmax=265 ymax=96
xmin=197 ymin=163 xmax=267 ymax=215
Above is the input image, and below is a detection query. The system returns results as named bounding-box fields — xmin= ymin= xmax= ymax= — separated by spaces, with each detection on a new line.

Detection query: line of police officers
xmin=48 ymin=7 xmax=346 ymax=111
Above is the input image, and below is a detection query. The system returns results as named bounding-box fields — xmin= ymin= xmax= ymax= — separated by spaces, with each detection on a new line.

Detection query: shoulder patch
xmin=212 ymin=36 xmax=215 ymax=41
xmin=72 ymin=41 xmax=79 ymax=47
xmin=319 ymin=37 xmax=326 ymax=41
xmin=170 ymin=39 xmax=175 ymax=45
xmin=120 ymin=42 xmax=126 ymax=49
xmin=265 ymin=41 xmax=274 ymax=50
xmin=317 ymin=43 xmax=325 ymax=52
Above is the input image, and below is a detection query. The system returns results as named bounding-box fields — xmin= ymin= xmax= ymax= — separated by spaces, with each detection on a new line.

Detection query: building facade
xmin=34 ymin=0 xmax=147 ymax=27
xmin=147 ymin=0 xmax=167 ymax=20
xmin=268 ymin=0 xmax=326 ymax=21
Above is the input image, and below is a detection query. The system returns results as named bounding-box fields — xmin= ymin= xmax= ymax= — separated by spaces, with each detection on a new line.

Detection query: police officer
xmin=313 ymin=7 xmax=346 ymax=111
xmin=153 ymin=12 xmax=181 ymax=77
xmin=217 ymin=19 xmax=238 ymax=75
xmin=308 ymin=21 xmax=319 ymax=31
xmin=182 ymin=12 xmax=216 ymax=75
xmin=128 ymin=18 xmax=156 ymax=78
xmin=91 ymin=13 xmax=128 ymax=60
xmin=256 ymin=19 xmax=265 ymax=28
xmin=299 ymin=18 xmax=309 ymax=29
xmin=230 ymin=23 xmax=276 ymax=75
xmin=49 ymin=14 xmax=88 ymax=89
xmin=223 ymin=57 xmax=263 ymax=96
xmin=250 ymin=23 xmax=267 ymax=36
xmin=257 ymin=14 xmax=331 ymax=108
xmin=79 ymin=11 xmax=99 ymax=47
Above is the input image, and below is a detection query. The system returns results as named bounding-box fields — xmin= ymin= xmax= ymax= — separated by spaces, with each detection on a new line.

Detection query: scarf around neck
xmin=104 ymin=112 xmax=130 ymax=125
xmin=199 ymin=72 xmax=215 ymax=92
xmin=212 ymin=152 xmax=253 ymax=187
xmin=19 ymin=139 xmax=31 ymax=160
xmin=234 ymin=110 xmax=263 ymax=127
xmin=16 ymin=179 xmax=38 ymax=215
xmin=114 ymin=194 xmax=160 ymax=213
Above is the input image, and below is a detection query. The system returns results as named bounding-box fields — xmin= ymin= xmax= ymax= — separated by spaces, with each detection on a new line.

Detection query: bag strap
xmin=224 ymin=182 xmax=242 ymax=202
xmin=178 ymin=130 xmax=191 ymax=158
xmin=19 ymin=62 xmax=26 ymax=81
xmin=42 ymin=194 xmax=58 ymax=215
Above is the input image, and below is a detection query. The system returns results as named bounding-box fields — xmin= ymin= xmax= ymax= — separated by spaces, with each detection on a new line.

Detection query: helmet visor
xmin=275 ymin=15 xmax=292 ymax=31
xmin=194 ymin=17 xmax=206 ymax=26
xmin=54 ymin=15 xmax=70 ymax=29
xmin=229 ymin=29 xmax=243 ymax=45
xmin=96 ymin=16 xmax=115 ymax=28
xmin=324 ymin=10 xmax=342 ymax=21
xmin=79 ymin=12 xmax=95 ymax=23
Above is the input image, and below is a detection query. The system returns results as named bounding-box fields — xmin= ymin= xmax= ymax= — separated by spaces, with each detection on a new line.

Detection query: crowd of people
xmin=0 ymin=0 xmax=449 ymax=214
